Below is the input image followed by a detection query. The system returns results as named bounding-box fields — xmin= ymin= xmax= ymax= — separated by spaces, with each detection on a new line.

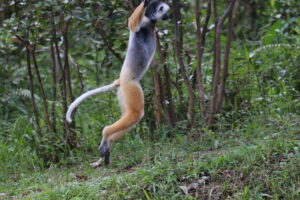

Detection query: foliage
xmin=0 ymin=0 xmax=299 ymax=199
xmin=0 ymin=113 xmax=299 ymax=199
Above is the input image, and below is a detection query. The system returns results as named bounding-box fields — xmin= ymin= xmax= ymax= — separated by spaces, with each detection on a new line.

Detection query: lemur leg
xmin=99 ymin=89 xmax=129 ymax=157
xmin=99 ymin=81 xmax=144 ymax=156
xmin=107 ymin=87 xmax=130 ymax=141
xmin=117 ymin=87 xmax=126 ymax=116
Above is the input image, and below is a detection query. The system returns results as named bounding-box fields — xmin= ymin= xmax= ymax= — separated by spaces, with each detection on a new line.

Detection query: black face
xmin=144 ymin=0 xmax=170 ymax=22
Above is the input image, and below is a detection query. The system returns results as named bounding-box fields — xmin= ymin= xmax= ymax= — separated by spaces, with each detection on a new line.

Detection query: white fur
xmin=66 ymin=83 xmax=116 ymax=122
xmin=155 ymin=3 xmax=170 ymax=20
xmin=135 ymin=16 xmax=150 ymax=32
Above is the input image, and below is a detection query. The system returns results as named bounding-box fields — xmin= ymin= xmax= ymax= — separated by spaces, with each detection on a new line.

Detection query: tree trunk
xmin=50 ymin=42 xmax=57 ymax=133
xmin=61 ymin=18 xmax=74 ymax=102
xmin=172 ymin=0 xmax=195 ymax=128
xmin=156 ymin=33 xmax=176 ymax=127
xmin=94 ymin=44 xmax=100 ymax=84
xmin=68 ymin=54 xmax=84 ymax=94
xmin=15 ymin=34 xmax=52 ymax=132
xmin=26 ymin=45 xmax=41 ymax=133
xmin=216 ymin=5 xmax=234 ymax=113
xmin=195 ymin=0 xmax=211 ymax=123
xmin=50 ymin=11 xmax=70 ymax=140
xmin=61 ymin=16 xmax=77 ymax=146
xmin=0 ymin=0 xmax=7 ymax=25
xmin=208 ymin=0 xmax=236 ymax=126
xmin=31 ymin=50 xmax=52 ymax=132
xmin=151 ymin=61 xmax=163 ymax=127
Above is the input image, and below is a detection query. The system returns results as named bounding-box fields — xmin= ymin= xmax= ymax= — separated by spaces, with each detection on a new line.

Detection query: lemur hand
xmin=144 ymin=0 xmax=152 ymax=7
xmin=113 ymin=79 xmax=120 ymax=87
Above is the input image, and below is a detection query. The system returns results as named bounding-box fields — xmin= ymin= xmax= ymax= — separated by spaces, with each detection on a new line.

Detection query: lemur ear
xmin=144 ymin=0 xmax=152 ymax=7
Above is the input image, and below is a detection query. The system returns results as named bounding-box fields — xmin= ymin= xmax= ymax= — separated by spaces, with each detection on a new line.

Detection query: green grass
xmin=0 ymin=114 xmax=299 ymax=199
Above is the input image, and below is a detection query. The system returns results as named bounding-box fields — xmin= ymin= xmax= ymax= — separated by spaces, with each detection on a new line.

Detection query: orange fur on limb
xmin=103 ymin=81 xmax=144 ymax=143
xmin=128 ymin=2 xmax=145 ymax=32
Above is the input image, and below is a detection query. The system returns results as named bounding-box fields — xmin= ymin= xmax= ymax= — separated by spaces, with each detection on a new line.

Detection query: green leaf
xmin=262 ymin=20 xmax=284 ymax=45
xmin=143 ymin=189 xmax=152 ymax=200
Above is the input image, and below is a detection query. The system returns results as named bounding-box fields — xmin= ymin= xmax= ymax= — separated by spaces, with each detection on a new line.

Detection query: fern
xmin=15 ymin=88 xmax=40 ymax=101
xmin=249 ymin=44 xmax=300 ymax=58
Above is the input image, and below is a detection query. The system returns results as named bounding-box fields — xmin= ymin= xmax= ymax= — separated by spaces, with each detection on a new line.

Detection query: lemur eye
xmin=159 ymin=6 xmax=164 ymax=12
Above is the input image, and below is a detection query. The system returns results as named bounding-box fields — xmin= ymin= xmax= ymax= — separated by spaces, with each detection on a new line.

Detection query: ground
xmin=0 ymin=115 xmax=299 ymax=200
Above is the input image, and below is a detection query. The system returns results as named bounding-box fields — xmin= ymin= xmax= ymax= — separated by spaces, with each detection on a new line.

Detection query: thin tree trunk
xmin=208 ymin=0 xmax=236 ymax=126
xmin=201 ymin=0 xmax=212 ymax=50
xmin=151 ymin=61 xmax=163 ymax=127
xmin=14 ymin=0 xmax=18 ymax=17
xmin=31 ymin=50 xmax=52 ymax=132
xmin=156 ymin=33 xmax=176 ymax=127
xmin=62 ymin=18 xmax=74 ymax=102
xmin=210 ymin=0 xmax=219 ymax=95
xmin=50 ymin=42 xmax=57 ymax=133
xmin=68 ymin=55 xmax=84 ymax=94
xmin=61 ymin=16 xmax=78 ymax=146
xmin=216 ymin=6 xmax=234 ymax=113
xmin=50 ymin=11 xmax=69 ymax=139
xmin=0 ymin=0 xmax=6 ymax=25
xmin=172 ymin=0 xmax=195 ymax=128
xmin=163 ymin=64 xmax=177 ymax=126
xmin=26 ymin=45 xmax=41 ymax=133
xmin=15 ymin=34 xmax=52 ymax=131
xmin=95 ymin=44 xmax=100 ymax=84
xmin=195 ymin=0 xmax=211 ymax=122
xmin=171 ymin=42 xmax=184 ymax=107
xmin=102 ymin=50 xmax=110 ymax=79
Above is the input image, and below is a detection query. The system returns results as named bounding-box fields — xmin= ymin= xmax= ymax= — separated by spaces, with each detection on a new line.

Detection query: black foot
xmin=99 ymin=140 xmax=111 ymax=166
xmin=99 ymin=140 xmax=110 ymax=156
xmin=104 ymin=152 xmax=110 ymax=166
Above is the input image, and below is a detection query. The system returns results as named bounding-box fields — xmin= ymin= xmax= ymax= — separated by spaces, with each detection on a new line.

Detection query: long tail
xmin=66 ymin=81 xmax=118 ymax=123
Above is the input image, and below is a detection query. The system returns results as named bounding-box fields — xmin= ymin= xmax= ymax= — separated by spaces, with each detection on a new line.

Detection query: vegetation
xmin=0 ymin=0 xmax=299 ymax=199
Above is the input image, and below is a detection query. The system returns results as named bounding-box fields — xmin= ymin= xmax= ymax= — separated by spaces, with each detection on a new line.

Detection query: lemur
xmin=66 ymin=0 xmax=170 ymax=166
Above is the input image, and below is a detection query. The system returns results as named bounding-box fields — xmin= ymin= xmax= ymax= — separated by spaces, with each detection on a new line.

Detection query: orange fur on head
xmin=128 ymin=2 xmax=145 ymax=32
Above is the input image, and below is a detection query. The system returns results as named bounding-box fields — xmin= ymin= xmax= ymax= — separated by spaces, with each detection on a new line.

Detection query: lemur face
xmin=145 ymin=0 xmax=170 ymax=22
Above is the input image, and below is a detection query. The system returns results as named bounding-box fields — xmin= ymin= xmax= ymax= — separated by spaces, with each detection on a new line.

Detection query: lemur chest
xmin=123 ymin=27 xmax=156 ymax=80
xmin=132 ymin=27 xmax=156 ymax=59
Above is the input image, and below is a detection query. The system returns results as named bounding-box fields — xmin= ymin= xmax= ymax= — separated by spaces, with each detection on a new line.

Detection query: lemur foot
xmin=90 ymin=151 xmax=110 ymax=167
xmin=100 ymin=140 xmax=111 ymax=165
xmin=104 ymin=151 xmax=110 ymax=166
xmin=90 ymin=157 xmax=103 ymax=168
xmin=99 ymin=140 xmax=110 ymax=156
xmin=90 ymin=140 xmax=111 ymax=168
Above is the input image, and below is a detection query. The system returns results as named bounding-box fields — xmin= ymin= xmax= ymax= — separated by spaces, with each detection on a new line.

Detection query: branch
xmin=95 ymin=22 xmax=123 ymax=63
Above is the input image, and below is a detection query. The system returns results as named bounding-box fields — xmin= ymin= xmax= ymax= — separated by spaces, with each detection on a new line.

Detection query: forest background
xmin=0 ymin=0 xmax=299 ymax=199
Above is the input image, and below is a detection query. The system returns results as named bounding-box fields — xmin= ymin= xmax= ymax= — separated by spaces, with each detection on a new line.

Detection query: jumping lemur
xmin=66 ymin=0 xmax=170 ymax=166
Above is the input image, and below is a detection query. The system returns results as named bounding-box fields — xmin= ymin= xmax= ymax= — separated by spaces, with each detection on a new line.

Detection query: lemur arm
xmin=128 ymin=2 xmax=146 ymax=32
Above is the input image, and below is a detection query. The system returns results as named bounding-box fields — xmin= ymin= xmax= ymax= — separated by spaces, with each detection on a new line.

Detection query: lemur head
xmin=144 ymin=0 xmax=170 ymax=23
